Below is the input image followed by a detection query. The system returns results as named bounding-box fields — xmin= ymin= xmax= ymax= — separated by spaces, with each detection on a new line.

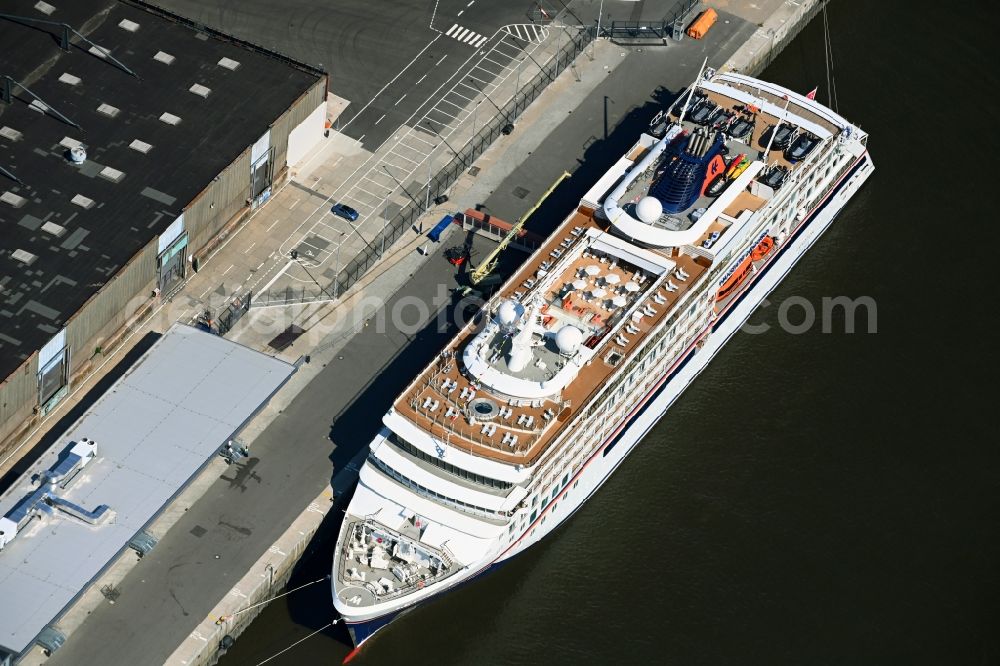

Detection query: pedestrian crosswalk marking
xmin=503 ymin=23 xmax=549 ymax=44
xmin=445 ymin=23 xmax=489 ymax=48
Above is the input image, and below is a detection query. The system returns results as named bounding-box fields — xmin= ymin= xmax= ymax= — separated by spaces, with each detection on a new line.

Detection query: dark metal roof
xmin=0 ymin=0 xmax=323 ymax=378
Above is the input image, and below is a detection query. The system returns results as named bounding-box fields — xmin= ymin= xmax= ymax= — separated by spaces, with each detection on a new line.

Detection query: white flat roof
xmin=0 ymin=324 xmax=295 ymax=657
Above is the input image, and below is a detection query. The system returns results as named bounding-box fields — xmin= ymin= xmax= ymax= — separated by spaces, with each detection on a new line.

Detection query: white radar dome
xmin=554 ymin=325 xmax=584 ymax=355
xmin=497 ymin=299 xmax=520 ymax=326
xmin=636 ymin=196 xmax=663 ymax=224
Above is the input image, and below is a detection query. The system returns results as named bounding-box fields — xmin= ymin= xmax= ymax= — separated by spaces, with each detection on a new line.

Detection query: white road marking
xmin=436 ymin=54 xmax=448 ymax=66
xmin=474 ymin=35 xmax=489 ymax=47
xmin=221 ymin=264 xmax=234 ymax=275
xmin=457 ymin=9 xmax=464 ymax=17
xmin=265 ymin=217 xmax=281 ymax=232
xmin=374 ymin=113 xmax=386 ymax=125
xmin=289 ymin=199 xmax=301 ymax=210
xmin=395 ymin=93 xmax=407 ymax=106
xmin=447 ymin=25 xmax=485 ymax=47
xmin=340 ymin=34 xmax=440 ymax=131
xmin=417 ymin=73 xmax=427 ymax=85
xmin=467 ymin=0 xmax=475 ymax=6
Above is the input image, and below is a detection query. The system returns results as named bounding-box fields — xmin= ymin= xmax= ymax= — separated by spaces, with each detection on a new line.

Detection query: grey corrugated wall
xmin=0 ymin=356 xmax=38 ymax=446
xmin=185 ymin=77 xmax=327 ymax=252
xmin=65 ymin=240 xmax=158 ymax=368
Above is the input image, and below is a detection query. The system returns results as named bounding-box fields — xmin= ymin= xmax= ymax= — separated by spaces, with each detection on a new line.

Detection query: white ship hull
xmin=338 ymin=150 xmax=874 ymax=648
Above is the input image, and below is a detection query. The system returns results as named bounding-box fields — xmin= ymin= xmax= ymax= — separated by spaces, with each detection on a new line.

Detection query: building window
xmin=530 ymin=510 xmax=537 ymax=522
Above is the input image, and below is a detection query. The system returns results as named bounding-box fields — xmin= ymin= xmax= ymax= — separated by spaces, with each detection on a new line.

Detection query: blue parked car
xmin=331 ymin=203 xmax=359 ymax=221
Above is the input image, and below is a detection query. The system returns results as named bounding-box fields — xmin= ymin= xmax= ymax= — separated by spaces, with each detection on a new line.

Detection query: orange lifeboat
xmin=751 ymin=236 xmax=775 ymax=261
xmin=716 ymin=256 xmax=752 ymax=301
xmin=716 ymin=236 xmax=773 ymax=301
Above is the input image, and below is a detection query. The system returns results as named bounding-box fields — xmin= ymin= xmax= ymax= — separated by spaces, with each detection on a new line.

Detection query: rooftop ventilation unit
xmin=0 ymin=439 xmax=113 ymax=552
xmin=68 ymin=145 xmax=86 ymax=163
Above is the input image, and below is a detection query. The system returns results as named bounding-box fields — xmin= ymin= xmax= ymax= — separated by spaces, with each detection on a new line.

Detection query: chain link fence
xmin=333 ymin=26 xmax=594 ymax=299
xmin=253 ymin=24 xmax=595 ymax=308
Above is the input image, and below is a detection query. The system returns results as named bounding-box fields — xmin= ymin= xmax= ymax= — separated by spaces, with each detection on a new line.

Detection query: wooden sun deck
xmin=700 ymin=90 xmax=796 ymax=172
xmin=394 ymin=208 xmax=707 ymax=466
xmin=724 ymin=190 xmax=767 ymax=218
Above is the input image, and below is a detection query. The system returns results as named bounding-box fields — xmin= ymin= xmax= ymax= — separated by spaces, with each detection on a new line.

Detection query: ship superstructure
xmin=332 ymin=70 xmax=874 ymax=647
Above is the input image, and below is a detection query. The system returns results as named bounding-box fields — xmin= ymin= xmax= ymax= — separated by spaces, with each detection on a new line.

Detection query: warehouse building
xmin=0 ymin=0 xmax=328 ymax=453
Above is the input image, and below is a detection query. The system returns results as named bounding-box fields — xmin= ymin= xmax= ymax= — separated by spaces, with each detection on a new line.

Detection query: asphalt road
xmin=150 ymin=1 xmax=695 ymax=148
xmin=151 ymin=0 xmax=534 ymax=147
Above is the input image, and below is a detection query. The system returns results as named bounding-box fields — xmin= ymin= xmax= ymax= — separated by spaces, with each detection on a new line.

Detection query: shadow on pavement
xmin=523 ymin=85 xmax=682 ymax=238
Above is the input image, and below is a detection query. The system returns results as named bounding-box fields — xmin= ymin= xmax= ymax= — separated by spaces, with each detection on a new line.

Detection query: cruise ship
xmin=331 ymin=69 xmax=874 ymax=648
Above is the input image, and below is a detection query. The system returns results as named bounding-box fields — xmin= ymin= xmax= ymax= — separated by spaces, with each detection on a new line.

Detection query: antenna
xmin=0 ymin=13 xmax=138 ymax=78
xmin=676 ymin=57 xmax=707 ymax=125
xmin=2 ymin=75 xmax=81 ymax=128
xmin=1 ymin=164 xmax=23 ymax=185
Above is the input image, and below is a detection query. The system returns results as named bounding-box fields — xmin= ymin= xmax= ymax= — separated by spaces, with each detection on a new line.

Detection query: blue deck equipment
xmin=427 ymin=214 xmax=454 ymax=242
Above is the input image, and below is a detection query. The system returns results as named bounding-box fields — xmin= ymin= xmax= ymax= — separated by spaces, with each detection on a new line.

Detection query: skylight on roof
xmin=153 ymin=51 xmax=175 ymax=65
xmin=71 ymin=194 xmax=95 ymax=209
xmin=58 ymin=73 xmax=81 ymax=86
xmin=59 ymin=136 xmax=83 ymax=149
xmin=0 ymin=126 xmax=22 ymax=142
xmin=189 ymin=84 xmax=211 ymax=98
xmin=100 ymin=166 xmax=125 ymax=183
xmin=97 ymin=103 xmax=120 ymax=118
xmin=1 ymin=192 xmax=27 ymax=208
xmin=89 ymin=45 xmax=111 ymax=59
xmin=42 ymin=221 xmax=66 ymax=237
xmin=159 ymin=112 xmax=181 ymax=126
xmin=119 ymin=19 xmax=140 ymax=32
xmin=12 ymin=249 xmax=37 ymax=265
xmin=34 ymin=2 xmax=55 ymax=16
xmin=218 ymin=57 xmax=241 ymax=71
xmin=129 ymin=139 xmax=153 ymax=153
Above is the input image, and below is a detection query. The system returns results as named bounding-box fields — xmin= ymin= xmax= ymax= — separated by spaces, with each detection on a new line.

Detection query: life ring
xmin=416 ymin=580 xmax=425 ymax=589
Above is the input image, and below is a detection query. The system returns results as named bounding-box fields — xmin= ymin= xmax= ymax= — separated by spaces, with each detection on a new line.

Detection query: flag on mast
xmin=806 ymin=87 xmax=818 ymax=100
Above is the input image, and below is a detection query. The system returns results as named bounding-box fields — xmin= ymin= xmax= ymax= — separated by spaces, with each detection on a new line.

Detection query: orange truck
xmin=687 ymin=8 xmax=718 ymax=39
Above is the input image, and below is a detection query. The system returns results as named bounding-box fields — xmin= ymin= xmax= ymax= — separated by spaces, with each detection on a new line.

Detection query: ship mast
xmin=676 ymin=57 xmax=707 ymax=125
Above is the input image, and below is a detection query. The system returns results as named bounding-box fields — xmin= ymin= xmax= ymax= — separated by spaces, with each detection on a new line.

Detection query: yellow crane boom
xmin=469 ymin=171 xmax=571 ymax=285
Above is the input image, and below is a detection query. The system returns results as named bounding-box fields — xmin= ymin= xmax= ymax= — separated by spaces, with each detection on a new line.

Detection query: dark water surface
xmin=221 ymin=2 xmax=999 ymax=664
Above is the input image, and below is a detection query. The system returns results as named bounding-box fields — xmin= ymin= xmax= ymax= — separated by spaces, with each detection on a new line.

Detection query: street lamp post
xmin=592 ymin=0 xmax=605 ymax=57
xmin=425 ymin=147 xmax=435 ymax=210
xmin=380 ymin=194 xmax=390 ymax=257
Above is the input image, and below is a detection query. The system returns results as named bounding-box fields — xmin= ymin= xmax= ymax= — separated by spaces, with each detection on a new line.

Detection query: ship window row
xmin=388 ymin=432 xmax=513 ymax=490
xmin=369 ymin=454 xmax=503 ymax=518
